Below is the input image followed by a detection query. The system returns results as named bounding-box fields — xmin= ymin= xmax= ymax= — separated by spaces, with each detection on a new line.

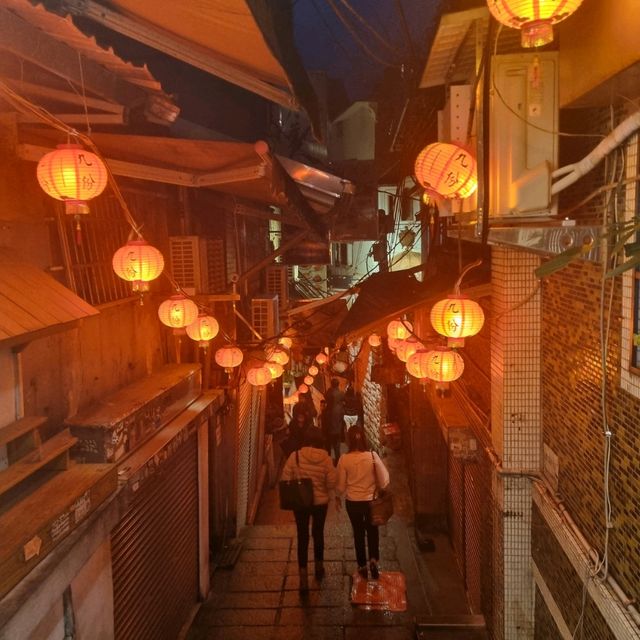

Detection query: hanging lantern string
xmin=453 ymin=259 xmax=483 ymax=295
xmin=0 ymin=79 xmax=142 ymax=235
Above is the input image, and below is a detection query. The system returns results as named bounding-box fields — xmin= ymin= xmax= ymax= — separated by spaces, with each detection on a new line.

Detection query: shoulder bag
xmin=279 ymin=450 xmax=314 ymax=510
xmin=369 ymin=451 xmax=394 ymax=525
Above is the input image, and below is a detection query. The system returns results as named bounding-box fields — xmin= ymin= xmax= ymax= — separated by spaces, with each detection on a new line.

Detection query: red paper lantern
xmin=387 ymin=319 xmax=413 ymax=340
xmin=247 ymin=366 xmax=271 ymax=387
xmin=265 ymin=361 xmax=284 ymax=379
xmin=278 ymin=336 xmax=293 ymax=349
xmin=395 ymin=337 xmax=423 ymax=363
xmin=315 ymin=352 xmax=328 ymax=365
xmin=112 ymin=239 xmax=164 ymax=292
xmin=308 ymin=365 xmax=319 ymax=377
xmin=298 ymin=383 xmax=309 ymax=394
xmin=406 ymin=349 xmax=433 ymax=379
xmin=425 ymin=347 xmax=464 ymax=390
xmin=215 ymin=345 xmax=243 ymax=372
xmin=430 ymin=295 xmax=485 ymax=348
xmin=267 ymin=346 xmax=290 ymax=366
xmin=158 ymin=294 xmax=198 ymax=330
xmin=368 ymin=333 xmax=382 ymax=348
xmin=304 ymin=375 xmax=314 ymax=386
xmin=487 ymin=0 xmax=584 ymax=47
xmin=37 ymin=144 xmax=108 ymax=214
xmin=414 ymin=143 xmax=477 ymax=200
xmin=186 ymin=314 xmax=219 ymax=347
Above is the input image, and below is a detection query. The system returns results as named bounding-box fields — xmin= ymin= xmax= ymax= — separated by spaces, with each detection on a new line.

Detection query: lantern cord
xmin=77 ymin=51 xmax=91 ymax=137
xmin=453 ymin=259 xmax=483 ymax=295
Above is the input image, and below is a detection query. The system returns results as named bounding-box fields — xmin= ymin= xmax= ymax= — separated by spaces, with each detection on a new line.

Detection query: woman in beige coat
xmin=281 ymin=428 xmax=337 ymax=592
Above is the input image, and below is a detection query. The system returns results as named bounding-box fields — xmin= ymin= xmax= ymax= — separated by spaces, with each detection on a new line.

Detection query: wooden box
xmin=66 ymin=364 xmax=201 ymax=463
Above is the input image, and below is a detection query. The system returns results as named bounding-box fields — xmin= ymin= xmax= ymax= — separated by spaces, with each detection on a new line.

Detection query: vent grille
xmin=169 ymin=236 xmax=226 ymax=294
xmin=251 ymin=296 xmax=279 ymax=339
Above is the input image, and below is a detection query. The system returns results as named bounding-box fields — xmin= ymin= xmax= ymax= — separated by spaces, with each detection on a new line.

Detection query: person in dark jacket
xmin=323 ymin=379 xmax=344 ymax=464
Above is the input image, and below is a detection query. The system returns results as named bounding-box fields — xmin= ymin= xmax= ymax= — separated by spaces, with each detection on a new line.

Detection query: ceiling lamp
xmin=247 ymin=365 xmax=271 ymax=387
xmin=425 ymin=347 xmax=465 ymax=391
xmin=112 ymin=239 xmax=164 ymax=292
xmin=431 ymin=296 xmax=484 ymax=348
xmin=158 ymin=294 xmax=199 ymax=331
xmin=395 ymin=337 xmax=423 ymax=363
xmin=487 ymin=0 xmax=583 ymax=48
xmin=37 ymin=144 xmax=108 ymax=215
xmin=215 ymin=345 xmax=243 ymax=372
xmin=186 ymin=314 xmax=219 ymax=348
xmin=315 ymin=352 xmax=328 ymax=365
xmin=368 ymin=333 xmax=382 ymax=348
xmin=298 ymin=383 xmax=309 ymax=394
xmin=278 ymin=336 xmax=293 ymax=349
xmin=267 ymin=346 xmax=290 ymax=366
xmin=406 ymin=349 xmax=433 ymax=379
xmin=265 ymin=361 xmax=284 ymax=379
xmin=414 ymin=143 xmax=477 ymax=200
xmin=308 ymin=365 xmax=319 ymax=377
xmin=387 ymin=319 xmax=413 ymax=340
xmin=304 ymin=375 xmax=314 ymax=386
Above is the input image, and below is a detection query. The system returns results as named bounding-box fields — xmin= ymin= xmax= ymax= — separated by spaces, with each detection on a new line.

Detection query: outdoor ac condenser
xmin=489 ymin=52 xmax=558 ymax=218
xmin=169 ymin=236 xmax=226 ymax=295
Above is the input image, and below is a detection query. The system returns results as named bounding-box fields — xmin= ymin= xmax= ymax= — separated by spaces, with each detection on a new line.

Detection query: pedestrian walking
xmin=324 ymin=378 xmax=345 ymax=464
xmin=343 ymin=384 xmax=363 ymax=430
xmin=281 ymin=428 xmax=337 ymax=592
xmin=336 ymin=426 xmax=390 ymax=580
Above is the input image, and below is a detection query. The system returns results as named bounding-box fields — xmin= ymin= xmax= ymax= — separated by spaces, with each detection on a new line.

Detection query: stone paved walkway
xmin=187 ymin=448 xmax=470 ymax=640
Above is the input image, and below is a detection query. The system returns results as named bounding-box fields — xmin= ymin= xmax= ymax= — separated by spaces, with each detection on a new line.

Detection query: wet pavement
xmin=187 ymin=446 xmax=472 ymax=640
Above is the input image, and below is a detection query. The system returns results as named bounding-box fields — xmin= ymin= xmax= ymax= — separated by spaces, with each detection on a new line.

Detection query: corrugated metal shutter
xmin=448 ymin=452 xmax=465 ymax=578
xmin=111 ymin=432 xmax=198 ymax=640
xmin=236 ymin=381 xmax=253 ymax=530
xmin=465 ymin=463 xmax=483 ymax=612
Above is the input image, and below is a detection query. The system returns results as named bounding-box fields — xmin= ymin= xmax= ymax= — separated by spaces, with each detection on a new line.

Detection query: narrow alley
xmin=187 ymin=446 xmax=487 ymax=640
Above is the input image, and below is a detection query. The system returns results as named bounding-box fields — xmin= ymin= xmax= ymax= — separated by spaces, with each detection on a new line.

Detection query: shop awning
xmin=53 ymin=0 xmax=320 ymax=134
xmin=16 ymin=129 xmax=354 ymax=238
xmin=0 ymin=252 xmax=99 ymax=348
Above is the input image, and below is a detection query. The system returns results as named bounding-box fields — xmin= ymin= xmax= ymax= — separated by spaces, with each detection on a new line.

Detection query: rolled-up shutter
xmin=448 ymin=453 xmax=465 ymax=578
xmin=236 ymin=381 xmax=253 ymax=530
xmin=111 ymin=432 xmax=198 ymax=640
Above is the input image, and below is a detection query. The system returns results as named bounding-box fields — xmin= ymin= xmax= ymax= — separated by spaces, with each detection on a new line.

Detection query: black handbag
xmin=369 ymin=452 xmax=394 ymax=525
xmin=279 ymin=450 xmax=314 ymax=510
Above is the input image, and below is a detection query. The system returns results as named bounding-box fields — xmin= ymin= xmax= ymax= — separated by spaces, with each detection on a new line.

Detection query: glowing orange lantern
xmin=395 ymin=337 xmax=423 ymax=363
xmin=415 ymin=142 xmax=477 ymax=200
xmin=279 ymin=336 xmax=293 ymax=349
xmin=247 ymin=366 xmax=271 ymax=387
xmin=215 ymin=345 xmax=243 ymax=372
xmin=267 ymin=346 xmax=290 ymax=366
xmin=431 ymin=295 xmax=484 ymax=348
xmin=388 ymin=337 xmax=403 ymax=352
xmin=37 ymin=144 xmax=108 ymax=214
xmin=112 ymin=239 xmax=164 ymax=292
xmin=308 ymin=365 xmax=319 ymax=376
xmin=283 ymin=392 xmax=299 ymax=405
xmin=158 ymin=294 xmax=198 ymax=330
xmin=186 ymin=314 xmax=219 ymax=347
xmin=298 ymin=383 xmax=309 ymax=394
xmin=425 ymin=347 xmax=464 ymax=390
xmin=406 ymin=349 xmax=433 ymax=379
xmin=368 ymin=333 xmax=382 ymax=348
xmin=266 ymin=361 xmax=284 ymax=379
xmin=487 ymin=0 xmax=583 ymax=48
xmin=304 ymin=375 xmax=314 ymax=386
xmin=315 ymin=352 xmax=328 ymax=365
xmin=332 ymin=360 xmax=348 ymax=374
xmin=387 ymin=319 xmax=413 ymax=340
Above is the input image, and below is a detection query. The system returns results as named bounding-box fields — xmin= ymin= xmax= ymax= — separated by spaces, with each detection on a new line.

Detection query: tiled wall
xmin=491 ymin=247 xmax=542 ymax=639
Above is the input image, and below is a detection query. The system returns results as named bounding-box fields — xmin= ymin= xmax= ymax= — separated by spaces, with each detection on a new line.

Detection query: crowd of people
xmin=280 ymin=378 xmax=389 ymax=593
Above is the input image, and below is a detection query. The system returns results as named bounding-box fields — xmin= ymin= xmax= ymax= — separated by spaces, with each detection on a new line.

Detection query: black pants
xmin=326 ymin=434 xmax=341 ymax=463
xmin=345 ymin=499 xmax=379 ymax=568
xmin=293 ymin=503 xmax=328 ymax=568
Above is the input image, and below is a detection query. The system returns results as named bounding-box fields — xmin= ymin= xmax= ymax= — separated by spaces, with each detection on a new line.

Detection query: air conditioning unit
xmin=437 ymin=84 xmax=476 ymax=217
xmin=266 ymin=266 xmax=289 ymax=310
xmin=489 ymin=52 xmax=558 ymax=218
xmin=169 ymin=236 xmax=226 ymax=295
xmin=251 ymin=295 xmax=280 ymax=339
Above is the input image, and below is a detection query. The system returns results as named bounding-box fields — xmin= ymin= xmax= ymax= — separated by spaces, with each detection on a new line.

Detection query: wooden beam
xmin=0 ymin=7 xmax=167 ymax=112
xmin=14 ymin=113 xmax=125 ymax=126
xmin=61 ymin=0 xmax=299 ymax=110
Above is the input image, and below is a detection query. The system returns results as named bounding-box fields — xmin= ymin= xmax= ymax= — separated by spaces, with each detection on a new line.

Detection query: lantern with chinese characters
xmin=406 ymin=349 xmax=432 ymax=379
xmin=368 ymin=333 xmax=382 ymax=348
xmin=158 ymin=294 xmax=198 ymax=331
xmin=487 ymin=0 xmax=583 ymax=48
xmin=112 ymin=239 xmax=164 ymax=292
xmin=425 ymin=347 xmax=464 ymax=391
xmin=414 ymin=143 xmax=477 ymax=200
xmin=387 ymin=319 xmax=413 ymax=340
xmin=215 ymin=345 xmax=243 ymax=372
xmin=265 ymin=361 xmax=284 ymax=379
xmin=247 ymin=365 xmax=271 ymax=387
xmin=395 ymin=337 xmax=423 ymax=363
xmin=431 ymin=295 xmax=484 ymax=348
xmin=308 ymin=365 xmax=319 ymax=377
xmin=267 ymin=346 xmax=290 ymax=366
xmin=315 ymin=352 xmax=328 ymax=366
xmin=186 ymin=314 xmax=219 ymax=348
xmin=304 ymin=375 xmax=314 ymax=386
xmin=37 ymin=144 xmax=108 ymax=215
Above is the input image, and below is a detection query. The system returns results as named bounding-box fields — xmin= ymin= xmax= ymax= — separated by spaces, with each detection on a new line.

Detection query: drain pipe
xmin=486 ymin=447 xmax=640 ymax=626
